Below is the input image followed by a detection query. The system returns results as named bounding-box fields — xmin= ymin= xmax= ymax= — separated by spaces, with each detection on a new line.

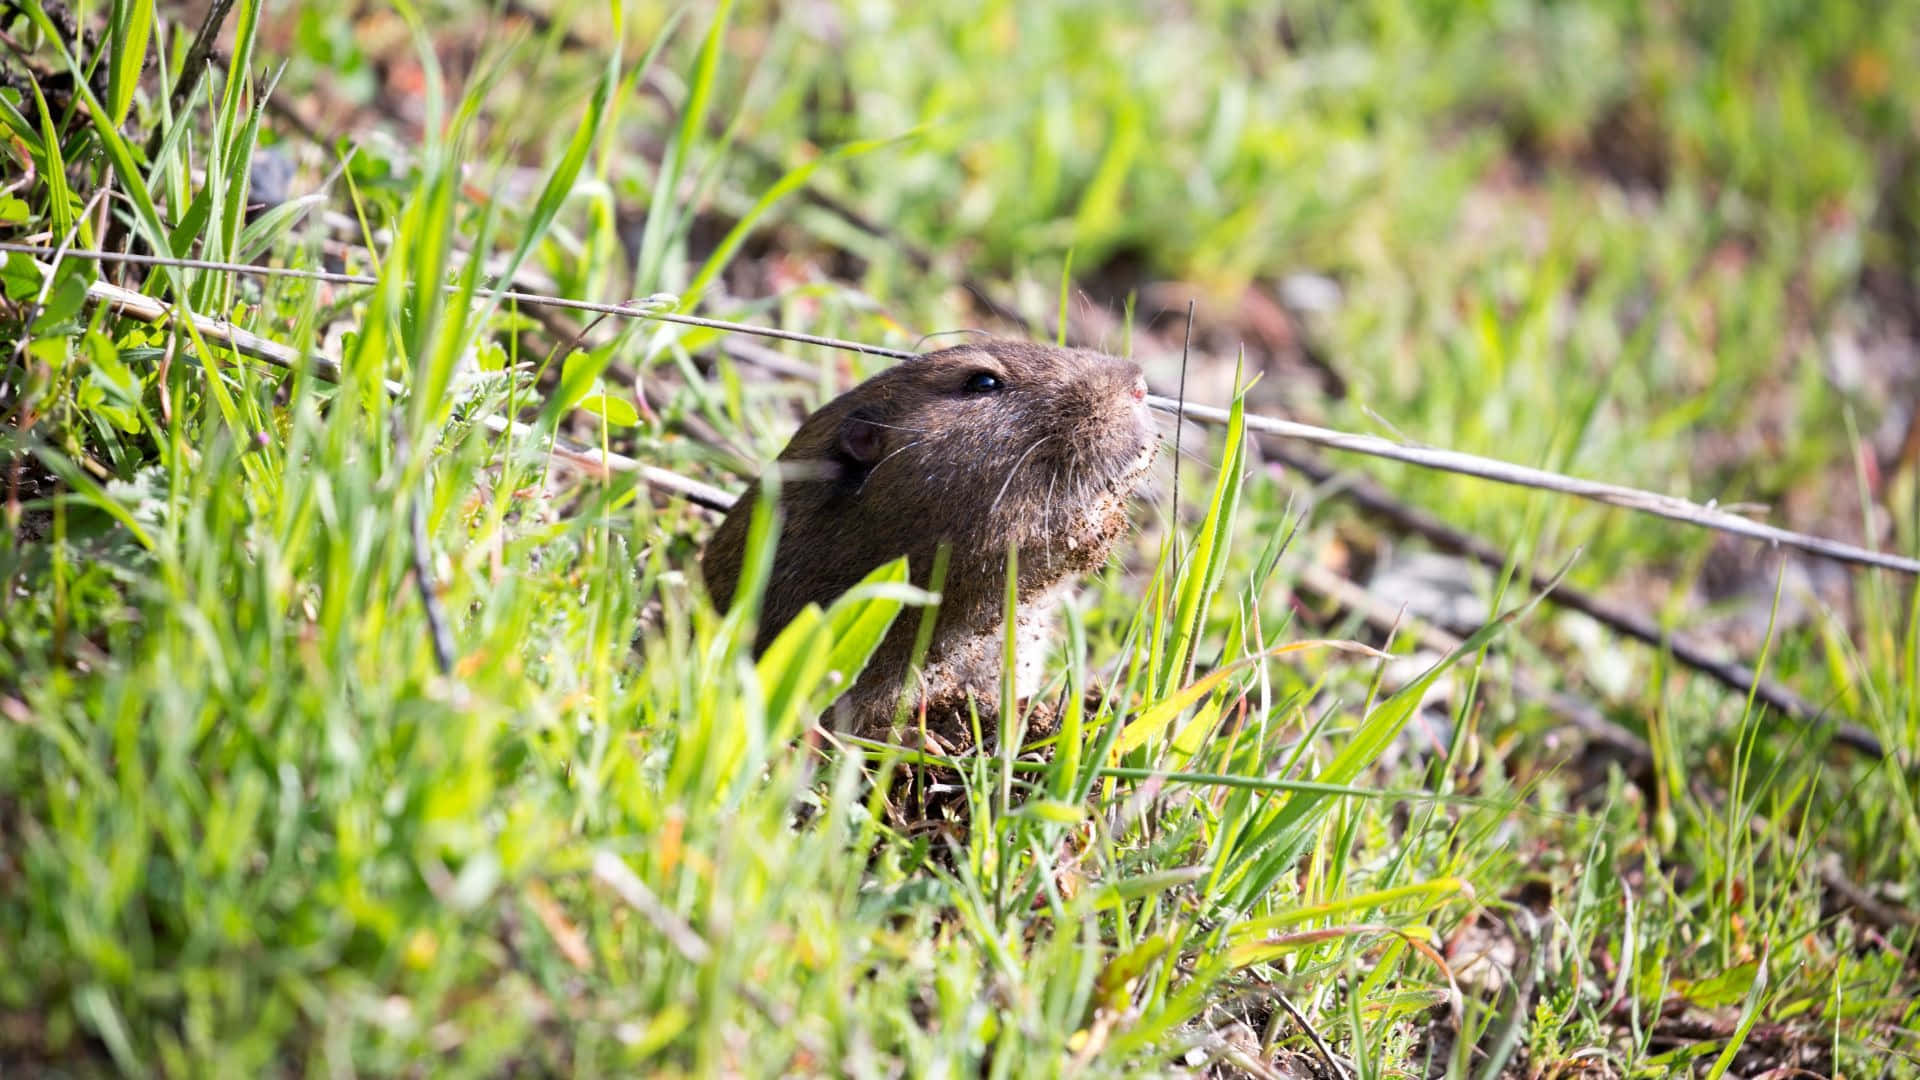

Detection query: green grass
xmin=4 ymin=0 xmax=1919 ymax=1075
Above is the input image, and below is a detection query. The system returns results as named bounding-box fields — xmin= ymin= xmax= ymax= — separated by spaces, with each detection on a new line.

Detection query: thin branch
xmin=0 ymin=244 xmax=917 ymax=361
xmin=1274 ymin=445 xmax=1886 ymax=759
xmin=168 ymin=0 xmax=236 ymax=115
xmin=1147 ymin=394 xmax=1920 ymax=577
xmin=10 ymin=243 xmax=1919 ymax=576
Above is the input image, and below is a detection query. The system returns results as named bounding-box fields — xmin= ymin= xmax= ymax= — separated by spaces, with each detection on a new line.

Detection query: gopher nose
xmin=1129 ymin=376 xmax=1147 ymax=402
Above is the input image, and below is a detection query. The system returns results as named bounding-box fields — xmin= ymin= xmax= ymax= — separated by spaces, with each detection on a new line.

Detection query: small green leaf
xmin=1094 ymin=935 xmax=1174 ymax=1012
xmin=1681 ymin=961 xmax=1760 ymax=1010
xmin=474 ymin=339 xmax=507 ymax=373
xmin=32 ymin=273 xmax=91 ymax=331
xmin=1 ymin=252 xmax=43 ymax=300
xmin=577 ymin=392 xmax=639 ymax=427
xmin=548 ymin=345 xmax=614 ymax=421
xmin=85 ymin=332 xmax=139 ymax=402
xmin=27 ymin=336 xmax=68 ymax=366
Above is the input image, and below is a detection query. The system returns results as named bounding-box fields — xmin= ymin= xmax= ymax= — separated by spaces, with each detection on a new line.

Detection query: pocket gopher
xmin=701 ymin=340 xmax=1158 ymax=742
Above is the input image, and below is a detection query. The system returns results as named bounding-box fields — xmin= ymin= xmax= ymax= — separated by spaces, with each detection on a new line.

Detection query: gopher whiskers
xmin=991 ymin=437 xmax=1055 ymax=517
xmin=1043 ymin=468 xmax=1060 ymax=560
xmin=857 ymin=439 xmax=928 ymax=493
xmin=1153 ymin=414 xmax=1218 ymax=472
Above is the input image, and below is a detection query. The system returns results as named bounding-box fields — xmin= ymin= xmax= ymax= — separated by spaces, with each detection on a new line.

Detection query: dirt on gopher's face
xmin=701 ymin=340 xmax=1158 ymax=734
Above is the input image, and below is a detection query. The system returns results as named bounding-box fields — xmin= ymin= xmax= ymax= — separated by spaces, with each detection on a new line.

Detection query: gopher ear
xmin=838 ymin=413 xmax=885 ymax=465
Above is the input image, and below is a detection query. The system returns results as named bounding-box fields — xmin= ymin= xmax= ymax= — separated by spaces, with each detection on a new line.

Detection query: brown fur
xmin=701 ymin=340 xmax=1157 ymax=740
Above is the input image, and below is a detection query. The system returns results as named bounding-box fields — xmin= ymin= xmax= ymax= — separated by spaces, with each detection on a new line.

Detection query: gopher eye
xmin=963 ymin=371 xmax=1005 ymax=393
